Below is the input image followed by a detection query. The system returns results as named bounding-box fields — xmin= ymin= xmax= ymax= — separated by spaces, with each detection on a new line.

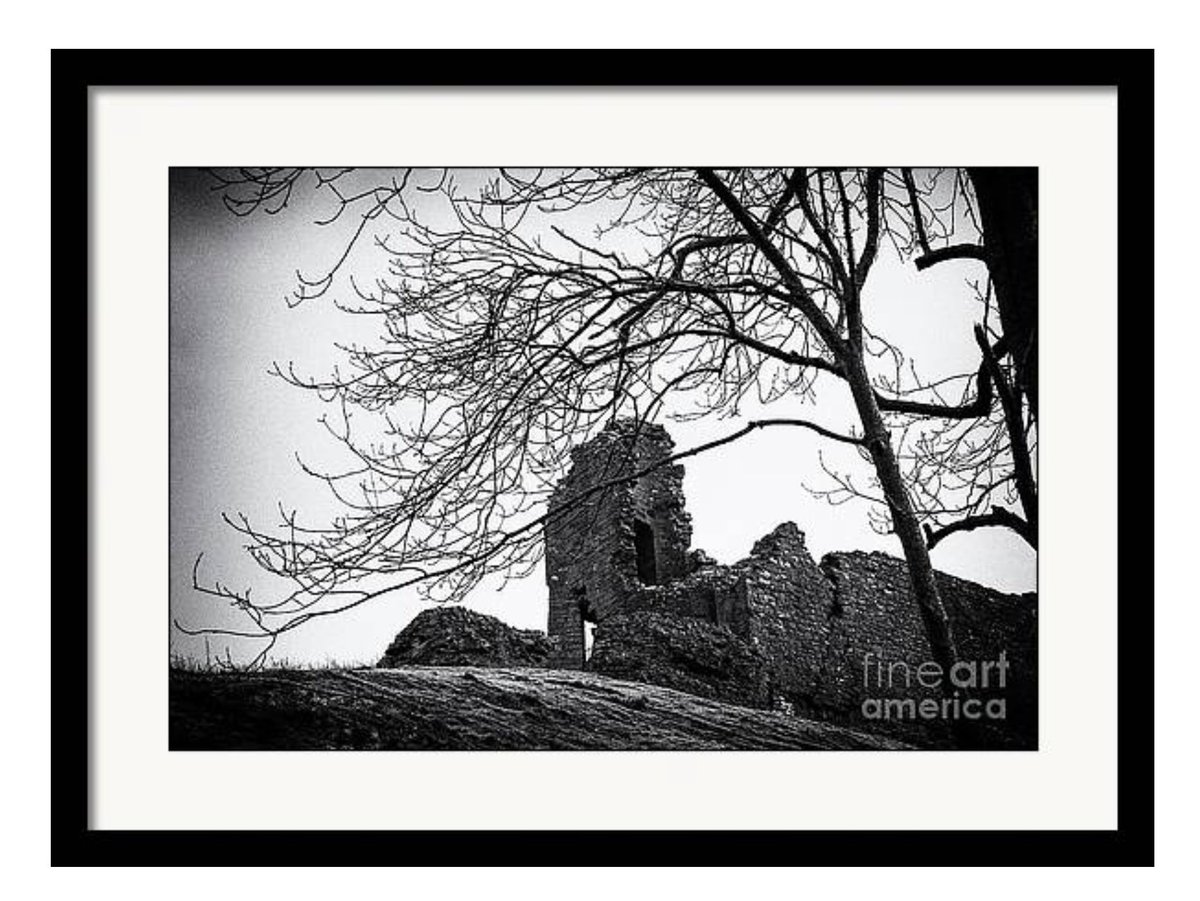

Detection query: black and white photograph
xmin=169 ymin=166 xmax=1038 ymax=752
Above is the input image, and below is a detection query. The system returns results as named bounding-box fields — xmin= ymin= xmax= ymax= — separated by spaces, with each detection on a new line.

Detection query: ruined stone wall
xmin=587 ymin=527 xmax=1037 ymax=747
xmin=544 ymin=421 xmax=692 ymax=668
xmin=622 ymin=564 xmax=746 ymax=632
xmin=589 ymin=610 xmax=770 ymax=709
xmin=544 ymin=421 xmax=1037 ymax=748
xmin=819 ymin=552 xmax=1037 ymax=748
xmin=730 ymin=523 xmax=842 ymax=716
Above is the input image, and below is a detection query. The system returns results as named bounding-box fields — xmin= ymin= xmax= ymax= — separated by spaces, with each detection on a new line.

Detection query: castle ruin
xmin=544 ymin=420 xmax=1037 ymax=748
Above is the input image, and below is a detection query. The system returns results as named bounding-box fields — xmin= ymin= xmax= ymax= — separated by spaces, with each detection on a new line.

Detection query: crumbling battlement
xmin=545 ymin=420 xmax=1037 ymax=748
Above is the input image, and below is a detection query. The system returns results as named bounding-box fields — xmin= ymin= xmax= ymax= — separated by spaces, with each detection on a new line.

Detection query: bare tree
xmin=896 ymin=167 xmax=1038 ymax=549
xmin=182 ymin=168 xmax=1035 ymax=694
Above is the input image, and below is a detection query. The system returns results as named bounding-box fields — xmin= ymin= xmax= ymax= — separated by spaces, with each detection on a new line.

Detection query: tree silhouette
xmin=182 ymin=167 xmax=1036 ymax=679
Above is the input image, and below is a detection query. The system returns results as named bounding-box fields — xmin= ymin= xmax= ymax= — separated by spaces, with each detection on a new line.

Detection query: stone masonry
xmin=544 ymin=420 xmax=693 ymax=667
xmin=544 ymin=419 xmax=1038 ymax=749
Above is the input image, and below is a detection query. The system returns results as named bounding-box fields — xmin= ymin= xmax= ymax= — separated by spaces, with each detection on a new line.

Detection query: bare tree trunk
xmin=967 ymin=168 xmax=1038 ymax=420
xmin=843 ymin=357 xmax=959 ymax=671
xmin=843 ymin=356 xmax=981 ymax=747
xmin=697 ymin=166 xmax=977 ymax=746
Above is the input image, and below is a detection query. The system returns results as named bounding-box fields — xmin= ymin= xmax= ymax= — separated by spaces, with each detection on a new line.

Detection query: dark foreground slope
xmin=170 ymin=666 xmax=906 ymax=751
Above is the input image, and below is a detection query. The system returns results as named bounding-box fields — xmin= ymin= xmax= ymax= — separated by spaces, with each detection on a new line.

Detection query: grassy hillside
xmin=170 ymin=665 xmax=907 ymax=751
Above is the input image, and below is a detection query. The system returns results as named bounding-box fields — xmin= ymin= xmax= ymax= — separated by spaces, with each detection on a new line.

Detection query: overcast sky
xmin=169 ymin=168 xmax=1036 ymax=666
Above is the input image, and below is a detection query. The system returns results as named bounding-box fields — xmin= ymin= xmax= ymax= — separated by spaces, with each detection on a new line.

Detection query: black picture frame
xmin=54 ymin=48 xmax=1154 ymax=865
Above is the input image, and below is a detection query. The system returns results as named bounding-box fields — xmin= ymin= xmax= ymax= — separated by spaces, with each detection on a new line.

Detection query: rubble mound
xmin=378 ymin=607 xmax=552 ymax=669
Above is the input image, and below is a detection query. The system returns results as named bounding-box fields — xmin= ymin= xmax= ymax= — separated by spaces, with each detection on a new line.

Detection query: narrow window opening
xmin=573 ymin=585 xmax=593 ymax=666
xmin=633 ymin=518 xmax=658 ymax=585
xmin=584 ymin=620 xmax=596 ymax=662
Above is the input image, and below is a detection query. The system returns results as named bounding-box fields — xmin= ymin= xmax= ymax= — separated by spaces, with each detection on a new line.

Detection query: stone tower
xmin=544 ymin=420 xmax=692 ymax=668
